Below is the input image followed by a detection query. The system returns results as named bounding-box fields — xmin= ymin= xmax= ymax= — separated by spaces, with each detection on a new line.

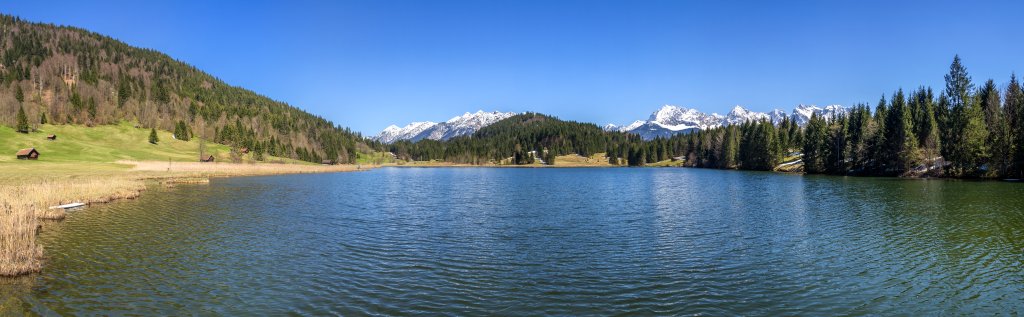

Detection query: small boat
xmin=49 ymin=202 xmax=86 ymax=210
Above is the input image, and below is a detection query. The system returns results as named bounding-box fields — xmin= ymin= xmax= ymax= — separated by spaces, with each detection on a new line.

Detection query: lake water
xmin=4 ymin=167 xmax=1024 ymax=315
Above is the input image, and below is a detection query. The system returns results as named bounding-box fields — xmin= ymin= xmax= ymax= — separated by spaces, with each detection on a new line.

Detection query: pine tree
xmin=980 ymin=79 xmax=1009 ymax=175
xmin=86 ymin=97 xmax=97 ymax=119
xmin=868 ymin=95 xmax=889 ymax=174
xmin=16 ymin=105 xmax=29 ymax=133
xmin=15 ymin=85 xmax=24 ymax=103
xmin=942 ymin=55 xmax=987 ymax=176
xmin=39 ymin=112 xmax=47 ymax=125
xmin=803 ymin=113 xmax=828 ymax=173
xmin=1006 ymin=74 xmax=1024 ymax=177
xmin=722 ymin=125 xmax=739 ymax=168
xmin=845 ymin=104 xmax=872 ymax=173
xmin=887 ymin=89 xmax=919 ymax=174
xmin=149 ymin=128 xmax=159 ymax=144
xmin=911 ymin=87 xmax=940 ymax=165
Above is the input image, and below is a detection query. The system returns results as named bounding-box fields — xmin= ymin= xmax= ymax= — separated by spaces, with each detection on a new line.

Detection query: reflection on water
xmin=3 ymin=168 xmax=1023 ymax=315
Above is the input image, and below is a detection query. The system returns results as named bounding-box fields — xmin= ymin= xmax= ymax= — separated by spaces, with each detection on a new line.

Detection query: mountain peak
xmin=610 ymin=104 xmax=848 ymax=140
xmin=376 ymin=110 xmax=517 ymax=143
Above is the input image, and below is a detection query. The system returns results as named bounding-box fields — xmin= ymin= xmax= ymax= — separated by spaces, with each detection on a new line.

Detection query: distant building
xmin=46 ymin=134 xmax=57 ymax=140
xmin=16 ymin=148 xmax=39 ymax=160
xmin=200 ymin=155 xmax=215 ymax=162
xmin=321 ymin=159 xmax=335 ymax=165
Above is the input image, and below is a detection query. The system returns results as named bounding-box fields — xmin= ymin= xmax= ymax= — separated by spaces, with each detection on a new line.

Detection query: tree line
xmin=393 ymin=56 xmax=1024 ymax=179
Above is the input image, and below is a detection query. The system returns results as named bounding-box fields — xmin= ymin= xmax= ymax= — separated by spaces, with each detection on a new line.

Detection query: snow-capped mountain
xmin=724 ymin=105 xmax=768 ymax=125
xmin=375 ymin=121 xmax=437 ymax=144
xmin=790 ymin=104 xmax=847 ymax=126
xmin=374 ymin=110 xmax=518 ymax=143
xmin=606 ymin=104 xmax=847 ymax=140
xmin=603 ymin=105 xmax=723 ymax=140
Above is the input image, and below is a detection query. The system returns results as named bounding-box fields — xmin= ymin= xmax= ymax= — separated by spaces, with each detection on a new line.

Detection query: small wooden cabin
xmin=239 ymin=147 xmax=250 ymax=154
xmin=16 ymin=148 xmax=39 ymax=160
xmin=46 ymin=134 xmax=57 ymax=140
xmin=200 ymin=155 xmax=215 ymax=162
xmin=321 ymin=159 xmax=335 ymax=165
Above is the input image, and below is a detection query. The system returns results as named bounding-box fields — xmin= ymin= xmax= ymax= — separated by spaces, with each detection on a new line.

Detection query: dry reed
xmin=0 ymin=202 xmax=43 ymax=276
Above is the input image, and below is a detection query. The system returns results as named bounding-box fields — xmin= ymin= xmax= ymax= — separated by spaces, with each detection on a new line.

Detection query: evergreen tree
xmin=803 ymin=113 xmax=828 ymax=173
xmin=910 ymin=87 xmax=941 ymax=165
xmin=1006 ymin=74 xmax=1024 ymax=177
xmin=867 ymin=95 xmax=889 ymax=173
xmin=722 ymin=125 xmax=739 ymax=168
xmin=980 ymin=79 xmax=1009 ymax=175
xmin=14 ymin=85 xmax=23 ymax=103
xmin=39 ymin=112 xmax=47 ymax=125
xmin=16 ymin=105 xmax=29 ymax=133
xmin=943 ymin=55 xmax=988 ymax=176
xmin=87 ymin=96 xmax=97 ymax=119
xmin=845 ymin=104 xmax=872 ymax=173
xmin=149 ymin=128 xmax=159 ymax=144
xmin=824 ymin=115 xmax=849 ymax=174
xmin=886 ymin=89 xmax=919 ymax=174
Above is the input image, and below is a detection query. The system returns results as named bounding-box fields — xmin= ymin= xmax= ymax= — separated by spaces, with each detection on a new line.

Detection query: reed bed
xmin=0 ymin=161 xmax=369 ymax=276
xmin=0 ymin=202 xmax=43 ymax=276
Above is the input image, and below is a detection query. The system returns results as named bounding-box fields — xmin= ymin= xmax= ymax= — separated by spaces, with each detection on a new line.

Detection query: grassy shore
xmin=0 ymin=123 xmax=373 ymax=277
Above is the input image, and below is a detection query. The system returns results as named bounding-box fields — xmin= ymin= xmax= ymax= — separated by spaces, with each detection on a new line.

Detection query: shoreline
xmin=0 ymin=161 xmax=373 ymax=277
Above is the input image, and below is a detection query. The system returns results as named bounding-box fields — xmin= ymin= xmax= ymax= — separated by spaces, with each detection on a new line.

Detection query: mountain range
xmin=375 ymin=111 xmax=518 ymax=143
xmin=603 ymin=104 xmax=848 ymax=140
xmin=377 ymin=105 xmax=848 ymax=143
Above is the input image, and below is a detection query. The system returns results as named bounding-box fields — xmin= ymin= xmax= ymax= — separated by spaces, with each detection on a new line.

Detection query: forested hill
xmin=0 ymin=15 xmax=368 ymax=163
xmin=387 ymin=113 xmax=642 ymax=164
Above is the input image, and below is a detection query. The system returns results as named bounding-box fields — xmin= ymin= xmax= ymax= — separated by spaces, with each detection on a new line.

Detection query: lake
xmin=4 ymin=167 xmax=1024 ymax=315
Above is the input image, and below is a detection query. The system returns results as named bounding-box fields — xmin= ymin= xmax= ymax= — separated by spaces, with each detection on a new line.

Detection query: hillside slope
xmin=0 ymin=122 xmax=296 ymax=164
xmin=0 ymin=15 xmax=368 ymax=163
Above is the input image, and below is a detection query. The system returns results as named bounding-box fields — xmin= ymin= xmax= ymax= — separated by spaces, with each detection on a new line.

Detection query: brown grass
xmin=0 ymin=202 xmax=43 ymax=276
xmin=0 ymin=161 xmax=371 ymax=276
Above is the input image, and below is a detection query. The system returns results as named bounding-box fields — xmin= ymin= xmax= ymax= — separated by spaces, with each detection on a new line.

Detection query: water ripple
xmin=5 ymin=168 xmax=1023 ymax=315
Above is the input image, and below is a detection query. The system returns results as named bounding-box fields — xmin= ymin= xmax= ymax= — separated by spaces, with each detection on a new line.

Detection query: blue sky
xmin=2 ymin=1 xmax=1022 ymax=135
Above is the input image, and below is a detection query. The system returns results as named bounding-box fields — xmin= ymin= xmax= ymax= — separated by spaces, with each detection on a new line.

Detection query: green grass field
xmin=0 ymin=122 xmax=330 ymax=181
xmin=0 ymin=122 xmax=236 ymax=163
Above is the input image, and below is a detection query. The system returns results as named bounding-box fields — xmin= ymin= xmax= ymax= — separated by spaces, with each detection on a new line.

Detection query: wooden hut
xmin=321 ymin=159 xmax=335 ymax=165
xmin=239 ymin=147 xmax=250 ymax=154
xmin=200 ymin=155 xmax=215 ymax=162
xmin=16 ymin=148 xmax=39 ymax=160
xmin=46 ymin=134 xmax=57 ymax=140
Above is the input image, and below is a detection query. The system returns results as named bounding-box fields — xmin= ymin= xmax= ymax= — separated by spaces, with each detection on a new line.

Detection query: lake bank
xmin=0 ymin=160 xmax=372 ymax=277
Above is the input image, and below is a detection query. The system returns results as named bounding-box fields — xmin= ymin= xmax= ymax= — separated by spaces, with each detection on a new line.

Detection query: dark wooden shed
xmin=46 ymin=134 xmax=57 ymax=140
xmin=200 ymin=155 xmax=215 ymax=162
xmin=16 ymin=148 xmax=39 ymax=160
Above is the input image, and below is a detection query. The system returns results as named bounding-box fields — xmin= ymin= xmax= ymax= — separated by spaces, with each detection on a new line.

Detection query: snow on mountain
xmin=790 ymin=104 xmax=848 ymax=126
xmin=724 ymin=105 xmax=769 ymax=125
xmin=608 ymin=104 xmax=847 ymax=140
xmin=374 ymin=121 xmax=437 ymax=144
xmin=374 ymin=110 xmax=518 ymax=143
xmin=768 ymin=109 xmax=789 ymax=125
